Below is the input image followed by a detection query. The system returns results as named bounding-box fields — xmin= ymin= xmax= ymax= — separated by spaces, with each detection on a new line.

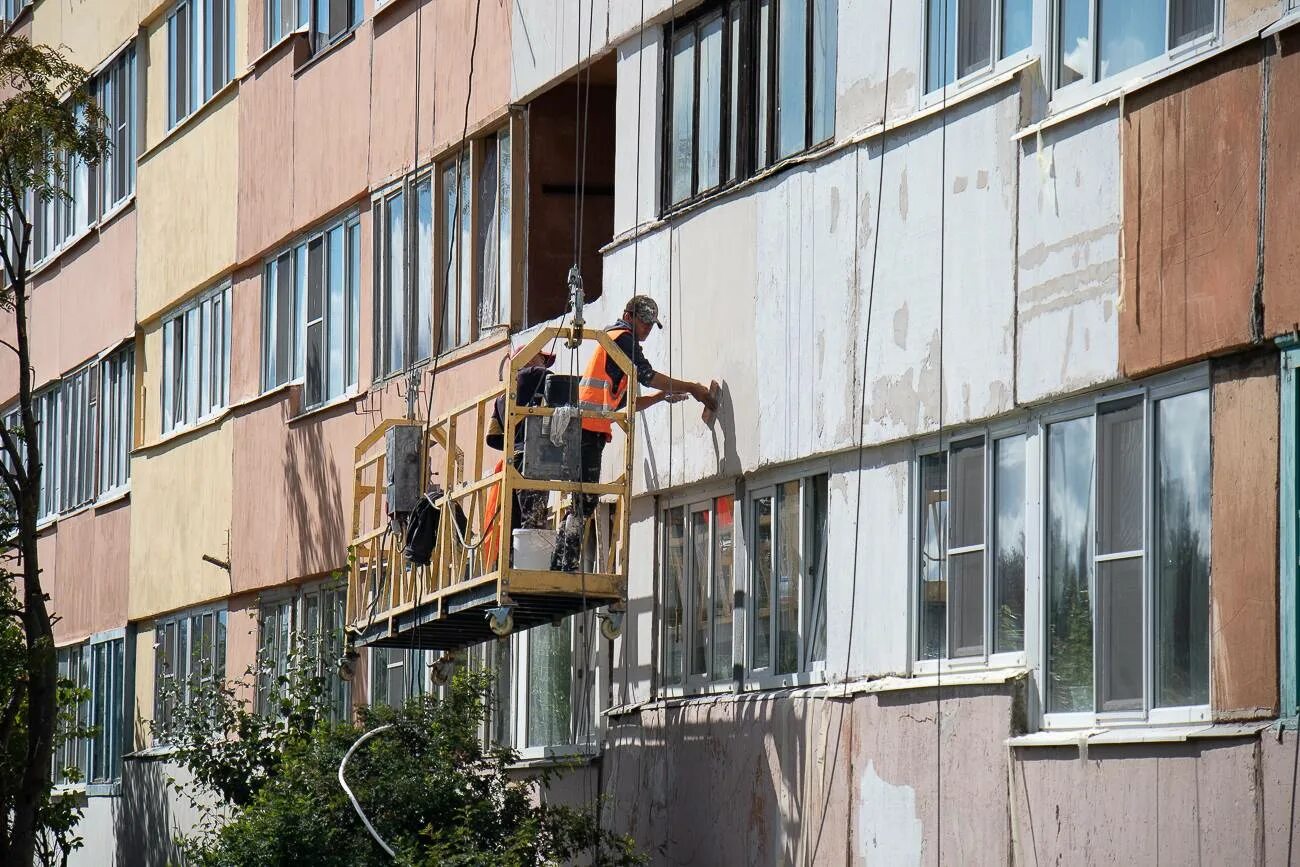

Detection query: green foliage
xmin=164 ymin=651 xmax=642 ymax=867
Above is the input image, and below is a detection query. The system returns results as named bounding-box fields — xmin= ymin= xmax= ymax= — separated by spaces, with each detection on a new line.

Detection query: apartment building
xmin=5 ymin=0 xmax=1300 ymax=862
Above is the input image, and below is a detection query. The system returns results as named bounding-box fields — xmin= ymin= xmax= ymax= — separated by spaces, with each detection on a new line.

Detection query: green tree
xmin=159 ymin=647 xmax=642 ymax=866
xmin=0 ymin=33 xmax=108 ymax=865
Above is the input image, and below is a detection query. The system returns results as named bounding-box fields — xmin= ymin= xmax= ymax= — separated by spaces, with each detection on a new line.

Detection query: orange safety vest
xmin=577 ymin=327 xmax=631 ymax=439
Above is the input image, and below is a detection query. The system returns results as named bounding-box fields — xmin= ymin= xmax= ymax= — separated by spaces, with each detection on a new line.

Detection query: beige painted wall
xmin=30 ymin=0 xmax=140 ymax=72
xmin=128 ymin=419 xmax=234 ymax=620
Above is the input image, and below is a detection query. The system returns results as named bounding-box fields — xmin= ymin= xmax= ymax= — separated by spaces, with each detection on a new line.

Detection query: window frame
xmin=657 ymin=483 xmax=739 ymax=695
xmin=166 ymin=0 xmax=236 ymax=130
xmin=160 ymin=281 xmax=232 ymax=435
xmin=53 ymin=634 xmax=128 ymax=794
xmin=476 ymin=611 xmax=601 ymax=761
xmin=734 ymin=462 xmax=830 ymax=691
xmin=264 ymin=0 xmax=363 ymax=54
xmin=1032 ymin=365 xmax=1212 ymax=731
xmin=1048 ymin=0 xmax=1221 ymax=107
xmin=261 ymin=210 xmax=362 ymax=406
xmin=911 ymin=418 xmax=1030 ymax=676
xmin=919 ymin=0 xmax=1037 ymax=106
xmin=153 ymin=604 xmax=228 ymax=745
xmin=660 ymin=0 xmax=837 ymax=215
xmin=256 ymin=579 xmax=352 ymax=723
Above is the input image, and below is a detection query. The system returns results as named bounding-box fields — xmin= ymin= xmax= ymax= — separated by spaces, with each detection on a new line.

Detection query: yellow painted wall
xmin=131 ymin=626 xmax=155 ymax=749
xmin=128 ymin=415 xmax=234 ymax=621
xmin=31 ymin=0 xmax=141 ymax=71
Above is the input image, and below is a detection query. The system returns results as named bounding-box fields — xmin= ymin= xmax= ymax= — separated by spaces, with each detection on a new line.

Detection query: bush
xmin=162 ymin=657 xmax=641 ymax=867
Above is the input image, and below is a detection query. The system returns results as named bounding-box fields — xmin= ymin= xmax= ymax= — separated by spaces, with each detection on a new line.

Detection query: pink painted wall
xmin=368 ymin=0 xmax=512 ymax=188
xmin=47 ymin=499 xmax=132 ymax=646
xmin=0 ymin=208 xmax=137 ymax=401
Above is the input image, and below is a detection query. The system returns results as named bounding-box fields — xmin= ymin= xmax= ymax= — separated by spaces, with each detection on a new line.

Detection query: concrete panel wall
xmin=1016 ymin=111 xmax=1122 ymax=404
xmin=1210 ymin=352 xmax=1279 ymax=719
xmin=31 ymin=0 xmax=140 ymax=72
xmin=291 ymin=37 xmax=371 ymax=229
xmin=136 ymin=95 xmax=240 ymax=321
xmin=1120 ymin=45 xmax=1262 ymax=377
xmin=511 ymin=0 xmax=610 ymax=101
xmin=601 ymin=684 xmax=1015 ymax=866
xmin=47 ymin=500 xmax=131 ymax=646
xmin=13 ymin=209 xmax=138 ymax=397
xmin=235 ymin=48 xmax=298 ymax=263
xmin=1011 ymin=738 xmax=1261 ymax=865
xmin=128 ymin=421 xmax=235 ymax=620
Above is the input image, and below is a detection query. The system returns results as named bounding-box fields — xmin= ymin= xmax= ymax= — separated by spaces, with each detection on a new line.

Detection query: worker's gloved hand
xmin=692 ymin=382 xmax=719 ymax=412
xmin=664 ymin=392 xmax=689 ymax=404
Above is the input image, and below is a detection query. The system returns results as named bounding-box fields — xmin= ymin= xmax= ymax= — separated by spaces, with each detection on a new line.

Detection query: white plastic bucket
xmin=511 ymin=528 xmax=557 ymax=571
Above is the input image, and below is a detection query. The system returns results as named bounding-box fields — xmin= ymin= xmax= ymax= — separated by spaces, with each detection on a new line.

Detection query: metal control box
xmin=385 ymin=423 xmax=424 ymax=516
xmin=521 ymin=415 xmax=582 ymax=482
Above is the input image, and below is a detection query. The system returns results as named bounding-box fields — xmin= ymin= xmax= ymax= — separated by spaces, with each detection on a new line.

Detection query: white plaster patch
xmin=856 ymin=760 xmax=922 ymax=866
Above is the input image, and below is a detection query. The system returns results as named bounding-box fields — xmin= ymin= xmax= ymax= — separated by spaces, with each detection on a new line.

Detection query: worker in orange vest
xmin=552 ymin=294 xmax=717 ymax=572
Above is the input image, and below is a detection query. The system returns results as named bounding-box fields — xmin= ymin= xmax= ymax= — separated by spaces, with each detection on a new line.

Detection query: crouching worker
xmin=483 ymin=345 xmax=555 ymax=570
xmin=551 ymin=295 xmax=717 ymax=572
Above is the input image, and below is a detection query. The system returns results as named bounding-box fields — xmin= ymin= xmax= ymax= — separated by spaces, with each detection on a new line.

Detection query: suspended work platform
xmin=346 ymin=326 xmax=634 ymax=651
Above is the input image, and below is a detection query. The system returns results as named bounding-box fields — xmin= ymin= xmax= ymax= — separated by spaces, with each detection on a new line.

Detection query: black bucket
xmin=544 ymin=373 xmax=579 ymax=407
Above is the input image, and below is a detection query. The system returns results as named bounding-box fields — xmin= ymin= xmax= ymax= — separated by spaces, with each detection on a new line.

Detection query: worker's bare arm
xmin=648 ymin=373 xmax=717 ymax=411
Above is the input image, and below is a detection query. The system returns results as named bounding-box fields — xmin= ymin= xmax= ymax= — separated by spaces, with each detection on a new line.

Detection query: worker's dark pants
xmin=550 ymin=430 xmax=606 ymax=572
xmin=510 ymin=452 xmax=549 ymax=531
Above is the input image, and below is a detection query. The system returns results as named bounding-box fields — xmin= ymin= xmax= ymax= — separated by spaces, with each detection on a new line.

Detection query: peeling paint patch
xmin=897 ymin=168 xmax=908 ymax=220
xmin=856 ymin=760 xmax=922 ymax=866
xmin=952 ymin=175 xmax=968 ymax=194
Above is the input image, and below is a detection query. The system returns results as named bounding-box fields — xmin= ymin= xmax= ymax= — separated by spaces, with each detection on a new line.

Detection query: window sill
xmin=140 ymin=77 xmax=239 ymax=165
xmin=1263 ymin=8 xmax=1300 ymax=39
xmin=743 ymin=668 xmax=828 ymax=693
xmin=911 ymin=651 xmax=1026 ymax=679
xmin=837 ymin=665 xmax=1028 ymax=698
xmin=917 ymin=50 xmax=1036 ymax=113
xmin=373 ymin=0 xmax=409 ymax=24
xmin=1017 ymin=27 xmax=1269 ymax=142
xmin=125 ymin=744 xmax=178 ymax=760
xmin=95 ymin=485 xmax=131 ymax=509
xmin=289 ymin=389 xmax=362 ymax=424
xmin=657 ymin=680 xmax=737 ymax=701
xmin=244 ymin=27 xmax=308 ymax=77
xmin=1008 ymin=720 xmax=1270 ymax=750
xmin=371 ymin=328 xmax=510 ymax=388
xmin=507 ymin=745 xmax=599 ymax=769
xmin=293 ymin=27 xmax=358 ymax=79
xmin=137 ymin=408 xmax=231 ymax=454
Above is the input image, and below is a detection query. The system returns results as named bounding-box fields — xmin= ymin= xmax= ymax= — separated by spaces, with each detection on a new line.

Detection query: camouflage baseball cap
xmin=625 ymin=295 xmax=663 ymax=329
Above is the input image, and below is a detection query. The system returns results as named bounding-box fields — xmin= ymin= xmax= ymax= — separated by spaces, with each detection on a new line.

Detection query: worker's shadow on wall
xmin=707 ymin=380 xmax=740 ymax=478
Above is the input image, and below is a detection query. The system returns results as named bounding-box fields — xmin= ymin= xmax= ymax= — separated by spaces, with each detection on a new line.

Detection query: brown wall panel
xmin=236 ymin=47 xmax=298 ymax=264
xmin=1121 ymin=46 xmax=1262 ymax=377
xmin=1264 ymin=30 xmax=1300 ymax=337
xmin=1210 ymin=351 xmax=1278 ymax=719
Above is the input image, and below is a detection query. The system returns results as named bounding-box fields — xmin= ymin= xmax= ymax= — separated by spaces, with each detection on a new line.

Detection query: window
xmin=257 ymin=582 xmax=351 ymax=723
xmin=154 ymin=606 xmax=227 ymax=742
xmin=90 ymin=47 xmax=138 ymax=216
xmin=167 ymin=0 xmax=235 ymax=128
xmin=661 ymin=495 xmax=735 ymax=688
xmin=99 ymin=345 xmax=134 ymax=494
xmin=475 ymin=612 xmax=598 ymax=752
xmin=1 ymin=0 xmax=30 ymax=25
xmin=925 ymin=0 xmax=1033 ymax=93
xmin=915 ymin=433 xmax=1027 ymax=664
xmin=440 ymin=129 xmax=513 ymax=352
xmin=1044 ymin=385 xmax=1210 ymax=722
xmin=161 ymin=282 xmax=231 ymax=433
xmin=373 ymin=185 xmax=430 ymax=378
xmin=34 ymin=387 xmax=59 ymax=522
xmin=54 ymin=633 xmax=127 ymax=789
xmin=370 ymin=647 xmax=432 ymax=708
xmin=749 ymin=474 xmax=827 ymax=678
xmin=262 ymin=213 xmax=361 ymax=407
xmin=58 ymin=364 xmax=97 ymax=514
xmin=32 ymin=139 xmax=92 ymax=264
xmin=664 ymin=0 xmax=836 ymax=209
xmin=4 ymin=347 xmax=133 ymax=519
xmin=1055 ymin=0 xmax=1214 ymax=91
xmin=265 ymin=0 xmax=362 ymax=52
xmin=374 ymin=131 xmax=514 ymax=376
